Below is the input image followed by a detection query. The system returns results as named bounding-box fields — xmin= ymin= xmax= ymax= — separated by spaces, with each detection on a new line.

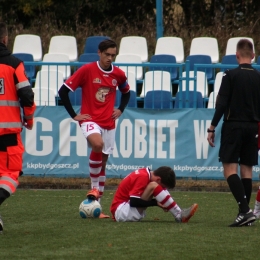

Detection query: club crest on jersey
xmin=93 ymin=78 xmax=101 ymax=84
xmin=112 ymin=79 xmax=117 ymax=86
xmin=0 ymin=78 xmax=4 ymax=94
xmin=96 ymin=87 xmax=110 ymax=102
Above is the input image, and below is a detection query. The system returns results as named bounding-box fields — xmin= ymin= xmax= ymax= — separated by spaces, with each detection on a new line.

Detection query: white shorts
xmin=115 ymin=202 xmax=146 ymax=222
xmin=80 ymin=122 xmax=115 ymax=154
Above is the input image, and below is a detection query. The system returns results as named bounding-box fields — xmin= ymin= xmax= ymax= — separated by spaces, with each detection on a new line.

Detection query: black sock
xmin=0 ymin=188 xmax=10 ymax=205
xmin=227 ymin=174 xmax=250 ymax=213
xmin=241 ymin=178 xmax=252 ymax=205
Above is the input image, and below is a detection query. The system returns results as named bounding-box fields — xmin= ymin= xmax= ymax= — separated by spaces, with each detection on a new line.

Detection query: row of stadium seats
xmin=12 ymin=34 xmax=259 ymax=88
xmin=12 ymin=34 xmax=257 ymax=63
xmin=32 ymin=68 xmax=225 ymax=108
xmin=13 ymin=34 xmax=259 ymax=108
xmin=34 ymin=86 xmax=216 ymax=109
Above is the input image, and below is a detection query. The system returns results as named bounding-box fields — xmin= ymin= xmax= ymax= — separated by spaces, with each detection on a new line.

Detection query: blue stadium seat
xmin=144 ymin=90 xmax=173 ymax=109
xmin=79 ymin=53 xmax=100 ymax=62
xmin=257 ymin=56 xmax=260 ymax=65
xmin=13 ymin=53 xmax=35 ymax=82
xmin=174 ymin=90 xmax=203 ymax=108
xmin=84 ymin=36 xmax=110 ymax=54
xmin=78 ymin=53 xmax=100 ymax=68
xmin=186 ymin=55 xmax=213 ymax=81
xmin=221 ymin=54 xmax=238 ymax=71
xmin=69 ymin=88 xmax=82 ymax=106
xmin=149 ymin=54 xmax=178 ymax=82
xmin=115 ymin=90 xmax=137 ymax=108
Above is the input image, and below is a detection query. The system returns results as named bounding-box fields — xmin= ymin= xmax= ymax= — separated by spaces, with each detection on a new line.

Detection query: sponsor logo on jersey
xmin=0 ymin=78 xmax=4 ymax=94
xmin=93 ymin=78 xmax=101 ymax=83
xmin=112 ymin=79 xmax=117 ymax=86
xmin=95 ymin=87 xmax=110 ymax=102
xmin=103 ymin=74 xmax=109 ymax=77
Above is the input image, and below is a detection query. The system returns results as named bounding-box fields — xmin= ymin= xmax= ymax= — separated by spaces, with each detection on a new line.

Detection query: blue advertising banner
xmin=21 ymin=107 xmax=260 ymax=180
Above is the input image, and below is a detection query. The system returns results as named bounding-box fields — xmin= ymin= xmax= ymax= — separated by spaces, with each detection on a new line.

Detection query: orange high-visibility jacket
xmin=0 ymin=42 xmax=35 ymax=135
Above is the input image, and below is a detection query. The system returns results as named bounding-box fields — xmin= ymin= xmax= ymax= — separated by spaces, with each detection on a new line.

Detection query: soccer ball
xmin=79 ymin=198 xmax=102 ymax=218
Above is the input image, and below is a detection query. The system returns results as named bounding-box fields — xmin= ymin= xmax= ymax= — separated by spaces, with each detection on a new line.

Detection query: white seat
xmin=140 ymin=71 xmax=172 ymax=97
xmin=115 ymin=54 xmax=143 ymax=80
xmin=48 ymin=35 xmax=78 ymax=61
xmin=225 ymin=37 xmax=255 ymax=62
xmin=33 ymin=87 xmax=56 ymax=106
xmin=118 ymin=36 xmax=148 ymax=62
xmin=34 ymin=70 xmax=64 ymax=96
xmin=190 ymin=37 xmax=219 ymax=63
xmin=178 ymin=71 xmax=208 ymax=98
xmin=213 ymin=72 xmax=224 ymax=93
xmin=207 ymin=92 xmax=218 ymax=108
xmin=155 ymin=37 xmax=184 ymax=63
xmin=13 ymin=34 xmax=42 ymax=61
xmin=126 ymin=71 xmax=137 ymax=92
xmin=41 ymin=53 xmax=71 ymax=79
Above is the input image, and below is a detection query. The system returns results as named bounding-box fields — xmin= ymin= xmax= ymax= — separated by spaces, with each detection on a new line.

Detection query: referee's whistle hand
xmin=207 ymin=133 xmax=215 ymax=147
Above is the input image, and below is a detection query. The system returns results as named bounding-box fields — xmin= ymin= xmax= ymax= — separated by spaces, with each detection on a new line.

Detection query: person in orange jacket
xmin=0 ymin=22 xmax=36 ymax=232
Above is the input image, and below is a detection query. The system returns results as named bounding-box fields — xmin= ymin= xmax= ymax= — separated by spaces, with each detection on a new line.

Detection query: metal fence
xmin=24 ymin=60 xmax=260 ymax=108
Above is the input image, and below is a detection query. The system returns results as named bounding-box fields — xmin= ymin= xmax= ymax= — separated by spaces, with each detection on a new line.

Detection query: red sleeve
xmin=129 ymin=174 xmax=149 ymax=198
xmin=64 ymin=66 xmax=87 ymax=91
xmin=117 ymin=68 xmax=130 ymax=94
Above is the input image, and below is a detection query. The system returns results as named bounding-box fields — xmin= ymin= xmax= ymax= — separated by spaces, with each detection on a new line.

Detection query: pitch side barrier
xmin=24 ymin=60 xmax=260 ymax=109
xmin=21 ymin=106 xmax=260 ymax=180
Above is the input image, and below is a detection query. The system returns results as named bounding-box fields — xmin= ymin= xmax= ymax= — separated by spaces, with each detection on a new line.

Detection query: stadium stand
xmin=13 ymin=34 xmax=42 ymax=61
xmin=143 ymin=90 xmax=173 ymax=109
xmin=48 ymin=35 xmax=78 ymax=61
xmin=189 ymin=37 xmax=219 ymax=63
xmin=154 ymin=36 xmax=184 ymax=63
xmin=118 ymin=36 xmax=148 ymax=62
xmin=140 ymin=71 xmax=172 ymax=98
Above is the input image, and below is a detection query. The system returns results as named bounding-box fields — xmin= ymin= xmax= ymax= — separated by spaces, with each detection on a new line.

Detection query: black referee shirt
xmin=211 ymin=64 xmax=260 ymax=127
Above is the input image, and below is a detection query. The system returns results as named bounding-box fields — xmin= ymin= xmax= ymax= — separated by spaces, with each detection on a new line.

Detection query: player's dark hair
xmin=0 ymin=22 xmax=7 ymax=42
xmin=153 ymin=166 xmax=176 ymax=189
xmin=98 ymin=39 xmax=117 ymax=52
xmin=236 ymin=39 xmax=253 ymax=58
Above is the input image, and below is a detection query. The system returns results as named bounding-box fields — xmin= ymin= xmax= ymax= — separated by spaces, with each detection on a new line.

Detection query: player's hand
xmin=112 ymin=108 xmax=122 ymax=120
xmin=73 ymin=114 xmax=91 ymax=121
xmin=207 ymin=133 xmax=215 ymax=147
xmin=157 ymin=202 xmax=168 ymax=212
xmin=23 ymin=119 xmax=33 ymax=130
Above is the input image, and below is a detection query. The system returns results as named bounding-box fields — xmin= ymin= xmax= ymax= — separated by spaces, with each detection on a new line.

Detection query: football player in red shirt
xmin=59 ymin=39 xmax=130 ymax=218
xmin=110 ymin=166 xmax=198 ymax=222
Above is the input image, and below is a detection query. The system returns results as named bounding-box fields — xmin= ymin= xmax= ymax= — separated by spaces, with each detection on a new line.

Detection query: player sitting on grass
xmin=110 ymin=166 xmax=198 ymax=222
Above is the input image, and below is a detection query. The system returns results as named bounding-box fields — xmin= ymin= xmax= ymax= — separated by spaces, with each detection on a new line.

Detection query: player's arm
xmin=211 ymin=71 xmax=231 ymax=127
xmin=15 ymin=62 xmax=36 ymax=130
xmin=58 ymin=84 xmax=77 ymax=118
xmin=59 ymin=84 xmax=91 ymax=121
xmin=129 ymin=197 xmax=158 ymax=207
xmin=118 ymin=76 xmax=130 ymax=113
xmin=118 ymin=91 xmax=130 ymax=113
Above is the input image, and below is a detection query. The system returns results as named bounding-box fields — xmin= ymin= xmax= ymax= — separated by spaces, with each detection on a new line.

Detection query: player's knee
xmin=147 ymin=181 xmax=159 ymax=191
xmin=92 ymin=142 xmax=104 ymax=152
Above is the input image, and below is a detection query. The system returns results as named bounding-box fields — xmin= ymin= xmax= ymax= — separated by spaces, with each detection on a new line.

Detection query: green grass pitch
xmin=0 ymin=190 xmax=259 ymax=260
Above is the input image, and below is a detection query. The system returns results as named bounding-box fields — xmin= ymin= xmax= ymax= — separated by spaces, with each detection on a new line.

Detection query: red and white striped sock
xmin=98 ymin=169 xmax=106 ymax=202
xmin=89 ymin=151 xmax=102 ymax=189
xmin=255 ymin=187 xmax=260 ymax=210
xmin=153 ymin=185 xmax=181 ymax=218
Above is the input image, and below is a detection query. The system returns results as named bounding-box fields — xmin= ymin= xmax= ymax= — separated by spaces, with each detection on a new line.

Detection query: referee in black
xmin=207 ymin=39 xmax=260 ymax=227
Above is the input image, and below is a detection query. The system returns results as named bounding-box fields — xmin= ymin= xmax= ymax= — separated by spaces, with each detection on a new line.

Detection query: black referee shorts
xmin=219 ymin=121 xmax=259 ymax=166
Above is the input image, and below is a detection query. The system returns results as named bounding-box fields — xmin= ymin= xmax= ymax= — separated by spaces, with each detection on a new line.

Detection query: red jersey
xmin=64 ymin=61 xmax=129 ymax=129
xmin=110 ymin=167 xmax=151 ymax=216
